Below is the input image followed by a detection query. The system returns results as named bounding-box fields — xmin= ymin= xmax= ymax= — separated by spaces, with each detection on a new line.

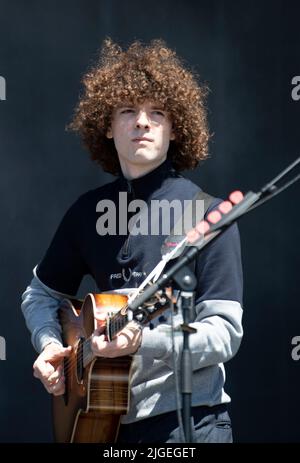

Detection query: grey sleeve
xmin=21 ymin=267 xmax=73 ymax=353
xmin=137 ymin=299 xmax=243 ymax=370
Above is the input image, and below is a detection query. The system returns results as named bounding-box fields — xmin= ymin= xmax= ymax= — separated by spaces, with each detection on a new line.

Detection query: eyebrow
xmin=117 ymin=104 xmax=165 ymax=110
xmin=117 ymin=105 xmax=134 ymax=110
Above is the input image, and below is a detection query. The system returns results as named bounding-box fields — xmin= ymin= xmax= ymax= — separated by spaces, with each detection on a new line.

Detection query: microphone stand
xmin=172 ymin=265 xmax=197 ymax=443
xmin=128 ymin=156 xmax=300 ymax=443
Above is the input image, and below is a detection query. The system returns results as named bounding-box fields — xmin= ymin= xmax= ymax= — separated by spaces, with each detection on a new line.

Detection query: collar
xmin=117 ymin=158 xmax=179 ymax=200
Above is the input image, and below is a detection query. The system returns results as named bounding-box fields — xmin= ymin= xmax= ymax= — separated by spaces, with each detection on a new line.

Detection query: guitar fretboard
xmin=107 ymin=310 xmax=129 ymax=341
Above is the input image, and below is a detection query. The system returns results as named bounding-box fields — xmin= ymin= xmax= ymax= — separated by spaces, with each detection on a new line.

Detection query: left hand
xmin=90 ymin=321 xmax=142 ymax=358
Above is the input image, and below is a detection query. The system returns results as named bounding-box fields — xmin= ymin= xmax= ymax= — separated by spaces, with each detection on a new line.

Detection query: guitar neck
xmin=106 ymin=310 xmax=130 ymax=341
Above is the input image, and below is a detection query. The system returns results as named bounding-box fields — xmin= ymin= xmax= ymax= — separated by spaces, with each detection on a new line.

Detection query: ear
xmin=170 ymin=130 xmax=175 ymax=141
xmin=106 ymin=127 xmax=113 ymax=139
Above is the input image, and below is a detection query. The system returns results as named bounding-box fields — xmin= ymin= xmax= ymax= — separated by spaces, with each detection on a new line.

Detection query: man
xmin=21 ymin=38 xmax=243 ymax=443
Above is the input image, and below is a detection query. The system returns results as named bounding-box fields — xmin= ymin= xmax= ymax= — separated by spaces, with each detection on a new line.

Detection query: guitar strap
xmin=158 ymin=190 xmax=215 ymax=318
xmin=162 ymin=189 xmax=215 ymax=256
xmin=174 ymin=190 xmax=214 ymax=270
xmin=128 ymin=190 xmax=215 ymax=301
xmin=184 ymin=189 xmax=214 ymax=231
xmin=195 ymin=190 xmax=214 ymax=215
xmin=189 ymin=190 xmax=214 ymax=272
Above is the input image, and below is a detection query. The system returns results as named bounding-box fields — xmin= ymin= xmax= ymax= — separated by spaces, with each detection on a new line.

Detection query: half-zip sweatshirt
xmin=21 ymin=158 xmax=243 ymax=423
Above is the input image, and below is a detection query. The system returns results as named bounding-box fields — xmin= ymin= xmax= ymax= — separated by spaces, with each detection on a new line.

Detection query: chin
xmin=132 ymin=152 xmax=163 ymax=163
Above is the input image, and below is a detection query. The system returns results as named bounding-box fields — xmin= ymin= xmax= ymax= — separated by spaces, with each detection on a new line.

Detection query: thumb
xmin=62 ymin=345 xmax=72 ymax=357
xmin=44 ymin=345 xmax=72 ymax=361
xmin=94 ymin=324 xmax=106 ymax=336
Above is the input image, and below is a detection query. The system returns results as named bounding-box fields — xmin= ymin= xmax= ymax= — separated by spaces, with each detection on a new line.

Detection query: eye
xmin=120 ymin=108 xmax=134 ymax=114
xmin=152 ymin=110 xmax=165 ymax=116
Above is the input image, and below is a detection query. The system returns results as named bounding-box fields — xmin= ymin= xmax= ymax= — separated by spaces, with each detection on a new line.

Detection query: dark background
xmin=0 ymin=0 xmax=299 ymax=442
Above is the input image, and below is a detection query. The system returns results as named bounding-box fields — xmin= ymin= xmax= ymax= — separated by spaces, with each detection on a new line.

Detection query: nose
xmin=135 ymin=110 xmax=150 ymax=129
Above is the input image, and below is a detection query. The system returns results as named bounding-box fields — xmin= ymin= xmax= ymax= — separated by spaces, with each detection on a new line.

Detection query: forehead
xmin=115 ymin=100 xmax=165 ymax=110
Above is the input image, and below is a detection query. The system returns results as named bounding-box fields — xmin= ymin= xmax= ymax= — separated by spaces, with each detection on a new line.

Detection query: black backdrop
xmin=0 ymin=0 xmax=299 ymax=442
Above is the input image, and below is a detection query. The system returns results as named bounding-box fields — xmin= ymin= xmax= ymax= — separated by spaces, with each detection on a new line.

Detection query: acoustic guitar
xmin=52 ymin=290 xmax=171 ymax=443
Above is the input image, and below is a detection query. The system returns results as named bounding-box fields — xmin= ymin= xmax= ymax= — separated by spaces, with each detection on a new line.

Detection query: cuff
xmin=33 ymin=326 xmax=63 ymax=353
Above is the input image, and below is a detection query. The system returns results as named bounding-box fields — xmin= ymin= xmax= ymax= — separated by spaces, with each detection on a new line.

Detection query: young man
xmin=21 ymin=39 xmax=243 ymax=443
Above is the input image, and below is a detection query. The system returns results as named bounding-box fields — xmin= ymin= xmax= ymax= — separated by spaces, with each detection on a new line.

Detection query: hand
xmin=91 ymin=321 xmax=142 ymax=358
xmin=33 ymin=343 xmax=72 ymax=396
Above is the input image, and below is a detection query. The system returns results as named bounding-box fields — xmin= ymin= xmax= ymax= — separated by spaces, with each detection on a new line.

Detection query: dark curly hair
xmin=69 ymin=38 xmax=210 ymax=175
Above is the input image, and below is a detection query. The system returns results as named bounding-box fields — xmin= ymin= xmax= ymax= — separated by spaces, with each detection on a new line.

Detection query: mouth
xmin=132 ymin=137 xmax=153 ymax=142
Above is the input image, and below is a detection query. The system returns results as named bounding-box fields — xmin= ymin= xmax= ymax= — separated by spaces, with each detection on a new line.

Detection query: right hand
xmin=33 ymin=343 xmax=72 ymax=396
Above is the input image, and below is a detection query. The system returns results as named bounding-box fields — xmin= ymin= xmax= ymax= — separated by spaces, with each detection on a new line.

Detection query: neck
xmin=119 ymin=157 xmax=167 ymax=180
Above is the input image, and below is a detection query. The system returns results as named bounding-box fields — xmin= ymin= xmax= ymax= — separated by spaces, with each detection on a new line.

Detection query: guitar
xmin=50 ymin=187 xmax=239 ymax=443
xmin=52 ymin=290 xmax=171 ymax=443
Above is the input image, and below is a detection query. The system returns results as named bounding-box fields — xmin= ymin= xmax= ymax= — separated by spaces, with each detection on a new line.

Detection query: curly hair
xmin=69 ymin=38 xmax=210 ymax=175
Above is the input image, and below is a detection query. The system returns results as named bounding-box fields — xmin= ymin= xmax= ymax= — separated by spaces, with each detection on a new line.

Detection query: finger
xmin=52 ymin=384 xmax=65 ymax=396
xmin=126 ymin=321 xmax=142 ymax=332
xmin=94 ymin=315 xmax=107 ymax=332
xmin=93 ymin=320 xmax=106 ymax=336
xmin=33 ymin=361 xmax=55 ymax=381
xmin=63 ymin=346 xmax=72 ymax=356
xmin=116 ymin=327 xmax=142 ymax=353
xmin=94 ymin=323 xmax=106 ymax=334
xmin=48 ymin=365 xmax=63 ymax=383
xmin=51 ymin=375 xmax=65 ymax=391
xmin=45 ymin=378 xmax=65 ymax=396
xmin=118 ymin=324 xmax=142 ymax=341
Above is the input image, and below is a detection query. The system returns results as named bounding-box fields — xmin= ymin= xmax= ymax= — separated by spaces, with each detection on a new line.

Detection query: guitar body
xmin=52 ymin=293 xmax=132 ymax=443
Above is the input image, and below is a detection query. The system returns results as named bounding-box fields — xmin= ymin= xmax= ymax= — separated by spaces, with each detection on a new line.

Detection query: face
xmin=106 ymin=101 xmax=175 ymax=178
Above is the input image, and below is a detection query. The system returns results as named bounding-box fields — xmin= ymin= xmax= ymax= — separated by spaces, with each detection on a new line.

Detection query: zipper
xmin=122 ymin=235 xmax=130 ymax=258
xmin=122 ymin=180 xmax=135 ymax=258
xmin=126 ymin=179 xmax=133 ymax=197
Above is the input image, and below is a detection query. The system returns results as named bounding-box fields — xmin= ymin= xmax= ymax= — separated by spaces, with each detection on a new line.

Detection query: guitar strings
xmin=61 ymin=299 xmax=131 ymax=377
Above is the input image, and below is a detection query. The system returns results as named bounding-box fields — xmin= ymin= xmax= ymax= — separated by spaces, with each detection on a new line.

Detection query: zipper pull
xmin=127 ymin=180 xmax=135 ymax=199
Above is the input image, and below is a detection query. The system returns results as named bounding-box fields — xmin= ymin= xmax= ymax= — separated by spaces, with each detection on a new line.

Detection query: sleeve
xmin=36 ymin=198 xmax=89 ymax=295
xmin=137 ymin=219 xmax=244 ymax=370
xmin=21 ymin=267 xmax=72 ymax=353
